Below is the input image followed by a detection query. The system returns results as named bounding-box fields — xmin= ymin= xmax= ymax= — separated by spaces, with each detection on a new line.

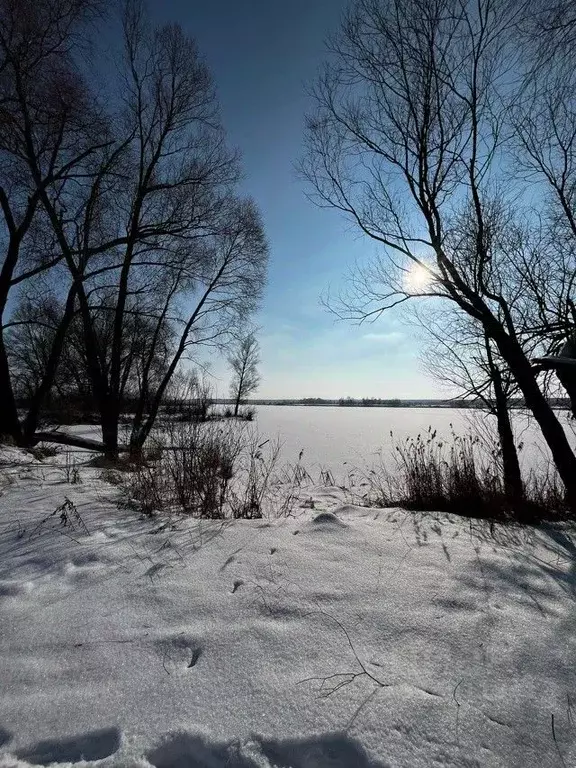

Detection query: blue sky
xmin=147 ymin=0 xmax=440 ymax=399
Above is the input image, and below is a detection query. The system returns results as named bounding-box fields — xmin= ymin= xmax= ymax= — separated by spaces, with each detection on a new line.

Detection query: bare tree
xmin=10 ymin=1 xmax=267 ymax=458
xmin=510 ymin=1 xmax=576 ymax=410
xmin=228 ymin=332 xmax=261 ymax=416
xmin=128 ymin=199 xmax=267 ymax=455
xmin=416 ymin=304 xmax=525 ymax=503
xmin=302 ymin=0 xmax=576 ymax=503
xmin=7 ymin=283 xmax=177 ymax=423
xmin=0 ymin=0 xmax=105 ymax=442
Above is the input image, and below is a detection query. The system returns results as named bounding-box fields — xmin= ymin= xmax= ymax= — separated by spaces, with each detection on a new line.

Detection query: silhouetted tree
xmin=0 ymin=0 xmax=105 ymax=443
xmin=5 ymin=0 xmax=267 ymax=458
xmin=302 ymin=0 xmax=576 ymax=503
xmin=228 ymin=332 xmax=260 ymax=416
xmin=416 ymin=304 xmax=525 ymax=505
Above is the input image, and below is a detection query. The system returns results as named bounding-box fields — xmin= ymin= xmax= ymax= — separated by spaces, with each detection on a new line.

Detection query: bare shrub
xmin=398 ymin=428 xmax=497 ymax=513
xmin=100 ymin=468 xmax=123 ymax=486
xmin=143 ymin=435 xmax=165 ymax=463
xmin=127 ymin=421 xmax=244 ymax=518
xmin=524 ymin=467 xmax=571 ymax=520
xmin=88 ymin=454 xmax=126 ymax=470
xmin=124 ymin=420 xmax=293 ymax=519
xmin=318 ymin=468 xmax=335 ymax=486
xmin=29 ymin=497 xmax=89 ymax=538
xmin=363 ymin=428 xmax=568 ymax=523
xmin=230 ymin=436 xmax=282 ymax=519
xmin=274 ymin=450 xmax=313 ymax=517
xmin=221 ymin=405 xmax=255 ymax=421
xmin=30 ymin=443 xmax=60 ymax=461
xmin=63 ymin=451 xmax=81 ymax=484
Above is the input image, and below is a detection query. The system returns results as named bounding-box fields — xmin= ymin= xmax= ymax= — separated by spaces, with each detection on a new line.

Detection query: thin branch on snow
xmin=552 ymin=713 xmax=568 ymax=768
xmin=297 ymin=610 xmax=390 ymax=698
xmin=453 ymin=678 xmax=464 ymax=743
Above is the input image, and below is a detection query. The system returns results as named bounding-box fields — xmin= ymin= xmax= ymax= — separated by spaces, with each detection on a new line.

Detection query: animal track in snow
xmin=155 ymin=633 xmax=203 ymax=675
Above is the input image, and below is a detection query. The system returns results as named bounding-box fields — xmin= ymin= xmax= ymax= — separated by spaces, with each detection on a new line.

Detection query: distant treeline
xmin=215 ymin=397 xmax=571 ymax=409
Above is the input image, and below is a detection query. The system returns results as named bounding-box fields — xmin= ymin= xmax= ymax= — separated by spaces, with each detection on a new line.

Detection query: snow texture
xmin=0 ymin=441 xmax=575 ymax=767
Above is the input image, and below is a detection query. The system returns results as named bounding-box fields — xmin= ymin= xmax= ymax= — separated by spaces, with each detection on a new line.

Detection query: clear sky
xmin=147 ymin=0 xmax=441 ymax=400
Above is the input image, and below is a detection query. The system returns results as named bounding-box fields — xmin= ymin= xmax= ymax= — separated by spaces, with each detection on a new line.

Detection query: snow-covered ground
xmin=1 ymin=445 xmax=575 ymax=767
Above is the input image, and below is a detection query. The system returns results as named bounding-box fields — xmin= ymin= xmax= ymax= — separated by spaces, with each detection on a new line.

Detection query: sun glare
xmin=405 ymin=263 xmax=433 ymax=294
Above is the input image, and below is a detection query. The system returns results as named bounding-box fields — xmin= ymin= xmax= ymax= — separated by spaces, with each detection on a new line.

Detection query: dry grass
xmin=125 ymin=421 xmax=284 ymax=519
xmin=362 ymin=427 xmax=571 ymax=524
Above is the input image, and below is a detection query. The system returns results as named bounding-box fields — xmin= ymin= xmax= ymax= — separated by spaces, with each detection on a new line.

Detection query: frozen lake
xmin=60 ymin=405 xmax=576 ymax=483
xmin=253 ymin=405 xmax=576 ymax=480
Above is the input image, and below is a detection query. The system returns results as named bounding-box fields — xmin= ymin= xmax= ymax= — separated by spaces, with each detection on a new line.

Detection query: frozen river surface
xmin=253 ymin=405 xmax=575 ymax=479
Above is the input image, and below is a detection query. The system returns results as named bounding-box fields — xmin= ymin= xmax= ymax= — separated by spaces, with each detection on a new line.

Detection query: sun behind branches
xmin=405 ymin=262 xmax=434 ymax=294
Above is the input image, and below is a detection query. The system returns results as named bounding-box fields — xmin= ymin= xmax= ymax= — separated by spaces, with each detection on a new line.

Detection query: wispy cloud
xmin=362 ymin=331 xmax=404 ymax=343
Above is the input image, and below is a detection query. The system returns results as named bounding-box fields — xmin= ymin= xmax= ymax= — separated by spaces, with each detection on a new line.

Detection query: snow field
xmin=0 ymin=444 xmax=575 ymax=767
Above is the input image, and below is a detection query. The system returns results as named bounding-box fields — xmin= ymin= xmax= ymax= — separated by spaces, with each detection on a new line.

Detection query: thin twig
xmin=297 ymin=610 xmax=390 ymax=698
xmin=552 ymin=713 xmax=568 ymax=768
xmin=453 ymin=678 xmax=464 ymax=743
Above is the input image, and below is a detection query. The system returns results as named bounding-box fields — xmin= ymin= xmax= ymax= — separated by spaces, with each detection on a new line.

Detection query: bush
xmin=63 ymin=451 xmax=82 ymax=484
xmin=30 ymin=443 xmax=61 ymax=460
xmin=127 ymin=421 xmax=244 ymax=518
xmin=125 ymin=422 xmax=285 ymax=519
xmin=220 ymin=406 xmax=255 ymax=421
xmin=33 ymin=395 xmax=99 ymax=426
xmin=363 ymin=427 xmax=570 ymax=524
xmin=236 ymin=406 xmax=256 ymax=421
xmin=229 ymin=436 xmax=281 ymax=519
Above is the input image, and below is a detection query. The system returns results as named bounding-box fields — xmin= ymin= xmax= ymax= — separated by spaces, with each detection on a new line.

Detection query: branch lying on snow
xmin=552 ymin=713 xmax=568 ymax=768
xmin=32 ymin=432 xmax=129 ymax=453
xmin=298 ymin=611 xmax=390 ymax=698
xmin=453 ymin=677 xmax=464 ymax=743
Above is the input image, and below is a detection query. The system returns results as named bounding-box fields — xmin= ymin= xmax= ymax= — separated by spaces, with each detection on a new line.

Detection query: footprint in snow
xmin=15 ymin=727 xmax=121 ymax=765
xmin=0 ymin=581 xmax=31 ymax=598
xmin=155 ymin=634 xmax=203 ymax=674
xmin=0 ymin=727 xmax=12 ymax=748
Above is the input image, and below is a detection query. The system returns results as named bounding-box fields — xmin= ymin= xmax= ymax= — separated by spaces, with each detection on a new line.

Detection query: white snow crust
xmin=0 ymin=444 xmax=575 ymax=767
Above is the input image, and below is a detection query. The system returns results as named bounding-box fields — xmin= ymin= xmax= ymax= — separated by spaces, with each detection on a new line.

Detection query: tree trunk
xmin=21 ymin=285 xmax=78 ymax=443
xmin=497 ymin=334 xmax=576 ymax=507
xmin=233 ymin=367 xmax=245 ymax=417
xmin=492 ymin=368 xmax=524 ymax=503
xmin=32 ymin=431 xmax=126 ymax=452
xmin=0 ymin=334 xmax=22 ymax=444
xmin=74 ymin=282 xmax=120 ymax=461
xmin=101 ymin=399 xmax=119 ymax=461
xmin=0 ymin=226 xmax=30 ymax=446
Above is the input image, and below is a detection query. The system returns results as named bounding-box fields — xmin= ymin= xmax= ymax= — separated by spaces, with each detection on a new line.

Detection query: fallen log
xmin=32 ymin=431 xmax=129 ymax=452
